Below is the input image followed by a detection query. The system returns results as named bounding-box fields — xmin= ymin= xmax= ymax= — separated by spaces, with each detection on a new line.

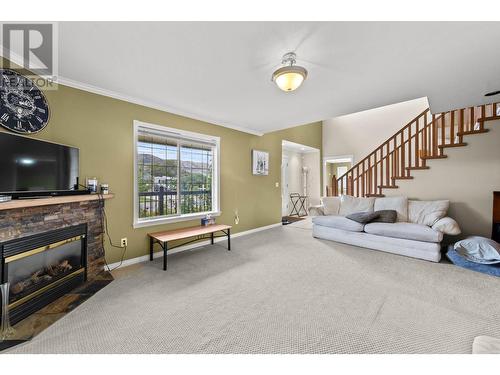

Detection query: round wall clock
xmin=0 ymin=69 xmax=50 ymax=134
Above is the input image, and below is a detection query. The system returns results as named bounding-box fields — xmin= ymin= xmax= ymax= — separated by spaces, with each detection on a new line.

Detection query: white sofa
xmin=310 ymin=195 xmax=461 ymax=262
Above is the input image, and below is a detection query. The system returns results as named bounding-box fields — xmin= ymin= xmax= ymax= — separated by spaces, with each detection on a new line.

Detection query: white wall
xmin=323 ymin=97 xmax=429 ymax=163
xmin=302 ymin=152 xmax=321 ymax=206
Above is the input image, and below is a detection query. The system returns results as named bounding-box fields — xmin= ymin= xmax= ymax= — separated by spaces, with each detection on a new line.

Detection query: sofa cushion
xmin=374 ymin=196 xmax=408 ymax=222
xmin=321 ymin=196 xmax=341 ymax=215
xmin=338 ymin=195 xmax=375 ymax=216
xmin=312 ymin=215 xmax=365 ymax=232
xmin=432 ymin=217 xmax=461 ymax=235
xmin=408 ymin=199 xmax=449 ymax=226
xmin=364 ymin=222 xmax=443 ymax=243
xmin=371 ymin=210 xmax=397 ymax=223
xmin=346 ymin=211 xmax=380 ymax=224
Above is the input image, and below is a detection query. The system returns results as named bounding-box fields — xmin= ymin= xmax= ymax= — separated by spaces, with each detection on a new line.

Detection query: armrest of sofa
xmin=432 ymin=217 xmax=461 ymax=235
xmin=309 ymin=205 xmax=325 ymax=216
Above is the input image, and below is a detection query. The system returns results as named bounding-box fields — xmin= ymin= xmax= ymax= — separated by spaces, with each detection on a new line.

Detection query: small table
xmin=148 ymin=224 xmax=232 ymax=271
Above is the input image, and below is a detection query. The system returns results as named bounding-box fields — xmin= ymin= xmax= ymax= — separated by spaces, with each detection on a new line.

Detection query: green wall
xmin=0 ymin=62 xmax=322 ymax=263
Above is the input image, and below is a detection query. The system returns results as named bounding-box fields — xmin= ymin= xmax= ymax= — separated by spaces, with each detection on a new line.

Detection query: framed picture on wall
xmin=252 ymin=150 xmax=269 ymax=175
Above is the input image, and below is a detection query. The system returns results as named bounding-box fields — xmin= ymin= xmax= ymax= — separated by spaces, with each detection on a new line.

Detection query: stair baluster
xmin=480 ymin=105 xmax=486 ymax=131
xmin=459 ymin=108 xmax=464 ymax=143
xmin=450 ymin=111 xmax=455 ymax=146
xmin=469 ymin=107 xmax=474 ymax=132
xmin=440 ymin=113 xmax=445 ymax=154
xmin=408 ymin=122 xmax=412 ymax=170
xmin=400 ymin=130 xmax=405 ymax=177
xmin=414 ymin=118 xmax=419 ymax=168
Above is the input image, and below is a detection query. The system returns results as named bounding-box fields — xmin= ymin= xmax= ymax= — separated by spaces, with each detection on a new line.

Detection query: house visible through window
xmin=133 ymin=121 xmax=220 ymax=227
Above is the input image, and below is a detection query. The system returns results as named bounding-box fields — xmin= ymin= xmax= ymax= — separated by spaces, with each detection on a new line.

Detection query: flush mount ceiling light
xmin=272 ymin=52 xmax=308 ymax=92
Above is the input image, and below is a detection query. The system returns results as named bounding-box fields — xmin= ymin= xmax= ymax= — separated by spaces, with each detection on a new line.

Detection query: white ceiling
xmin=54 ymin=22 xmax=500 ymax=135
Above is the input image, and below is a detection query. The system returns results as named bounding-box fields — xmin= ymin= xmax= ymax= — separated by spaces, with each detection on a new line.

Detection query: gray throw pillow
xmin=346 ymin=211 xmax=380 ymax=224
xmin=371 ymin=210 xmax=397 ymax=223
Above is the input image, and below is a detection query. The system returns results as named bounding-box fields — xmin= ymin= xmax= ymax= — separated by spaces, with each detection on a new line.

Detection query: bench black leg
xmin=149 ymin=237 xmax=154 ymax=261
xmin=211 ymin=232 xmax=214 ymax=245
xmin=299 ymin=198 xmax=307 ymax=217
xmin=227 ymin=229 xmax=231 ymax=251
xmin=163 ymin=241 xmax=168 ymax=271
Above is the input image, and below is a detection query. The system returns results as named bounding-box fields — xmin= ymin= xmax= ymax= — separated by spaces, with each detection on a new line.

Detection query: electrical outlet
xmin=120 ymin=238 xmax=128 ymax=247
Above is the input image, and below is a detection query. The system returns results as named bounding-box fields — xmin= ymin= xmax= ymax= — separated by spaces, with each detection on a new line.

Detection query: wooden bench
xmin=148 ymin=224 xmax=232 ymax=270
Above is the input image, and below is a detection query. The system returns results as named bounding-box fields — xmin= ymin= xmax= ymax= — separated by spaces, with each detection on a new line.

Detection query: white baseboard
xmin=105 ymin=222 xmax=282 ymax=270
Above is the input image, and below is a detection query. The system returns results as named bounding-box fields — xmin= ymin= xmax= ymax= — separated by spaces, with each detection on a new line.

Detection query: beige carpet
xmin=7 ymin=225 xmax=500 ymax=354
xmin=287 ymin=216 xmax=313 ymax=230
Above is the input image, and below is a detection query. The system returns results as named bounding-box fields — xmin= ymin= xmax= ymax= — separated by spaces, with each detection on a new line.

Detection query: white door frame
xmin=322 ymin=154 xmax=354 ymax=196
xmin=281 ymin=154 xmax=289 ymax=216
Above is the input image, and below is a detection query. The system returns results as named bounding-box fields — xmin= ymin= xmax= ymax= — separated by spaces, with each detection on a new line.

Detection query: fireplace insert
xmin=0 ymin=224 xmax=87 ymax=325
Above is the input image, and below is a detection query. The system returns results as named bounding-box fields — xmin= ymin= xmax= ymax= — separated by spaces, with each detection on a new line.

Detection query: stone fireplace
xmin=0 ymin=195 xmax=112 ymax=328
xmin=2 ymin=224 xmax=88 ymax=325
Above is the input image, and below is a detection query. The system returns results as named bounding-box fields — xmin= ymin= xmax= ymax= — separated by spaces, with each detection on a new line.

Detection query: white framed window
xmin=133 ymin=120 xmax=220 ymax=228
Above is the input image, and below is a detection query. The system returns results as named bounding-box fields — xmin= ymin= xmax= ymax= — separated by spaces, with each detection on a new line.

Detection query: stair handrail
xmin=334 ymin=108 xmax=430 ymax=189
xmin=331 ymin=102 xmax=499 ymax=197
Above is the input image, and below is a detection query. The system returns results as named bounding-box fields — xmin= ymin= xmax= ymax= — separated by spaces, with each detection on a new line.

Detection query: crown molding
xmin=56 ymin=76 xmax=265 ymax=136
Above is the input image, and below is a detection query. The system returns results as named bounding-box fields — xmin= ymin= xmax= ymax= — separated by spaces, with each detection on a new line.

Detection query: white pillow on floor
xmin=454 ymin=236 xmax=500 ymax=264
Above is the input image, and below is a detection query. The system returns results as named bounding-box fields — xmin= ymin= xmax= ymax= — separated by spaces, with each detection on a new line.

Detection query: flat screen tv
xmin=0 ymin=132 xmax=83 ymax=198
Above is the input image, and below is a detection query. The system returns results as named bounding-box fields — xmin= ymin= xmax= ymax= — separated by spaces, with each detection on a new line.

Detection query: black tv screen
xmin=0 ymin=132 xmax=79 ymax=196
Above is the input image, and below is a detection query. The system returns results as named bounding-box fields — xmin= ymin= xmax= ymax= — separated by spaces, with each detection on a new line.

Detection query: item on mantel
xmin=100 ymin=184 xmax=109 ymax=195
xmin=86 ymin=177 xmax=98 ymax=193
xmin=0 ymin=195 xmax=12 ymax=203
xmin=201 ymin=214 xmax=216 ymax=226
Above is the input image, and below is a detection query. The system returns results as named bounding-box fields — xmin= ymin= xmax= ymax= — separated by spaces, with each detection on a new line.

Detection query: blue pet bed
xmin=447 ymin=246 xmax=500 ymax=277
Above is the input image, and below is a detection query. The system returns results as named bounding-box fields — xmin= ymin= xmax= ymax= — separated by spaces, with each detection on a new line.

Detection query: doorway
xmin=322 ymin=155 xmax=354 ymax=196
xmin=281 ymin=140 xmax=320 ymax=221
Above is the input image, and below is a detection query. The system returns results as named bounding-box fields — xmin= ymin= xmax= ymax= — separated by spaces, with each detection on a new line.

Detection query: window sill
xmin=133 ymin=211 xmax=221 ymax=229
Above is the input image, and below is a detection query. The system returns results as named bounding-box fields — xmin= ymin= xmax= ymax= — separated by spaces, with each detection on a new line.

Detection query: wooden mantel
xmin=0 ymin=193 xmax=114 ymax=211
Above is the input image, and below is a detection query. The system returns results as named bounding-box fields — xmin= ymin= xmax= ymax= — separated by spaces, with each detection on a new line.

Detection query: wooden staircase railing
xmin=330 ymin=102 xmax=500 ymax=198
